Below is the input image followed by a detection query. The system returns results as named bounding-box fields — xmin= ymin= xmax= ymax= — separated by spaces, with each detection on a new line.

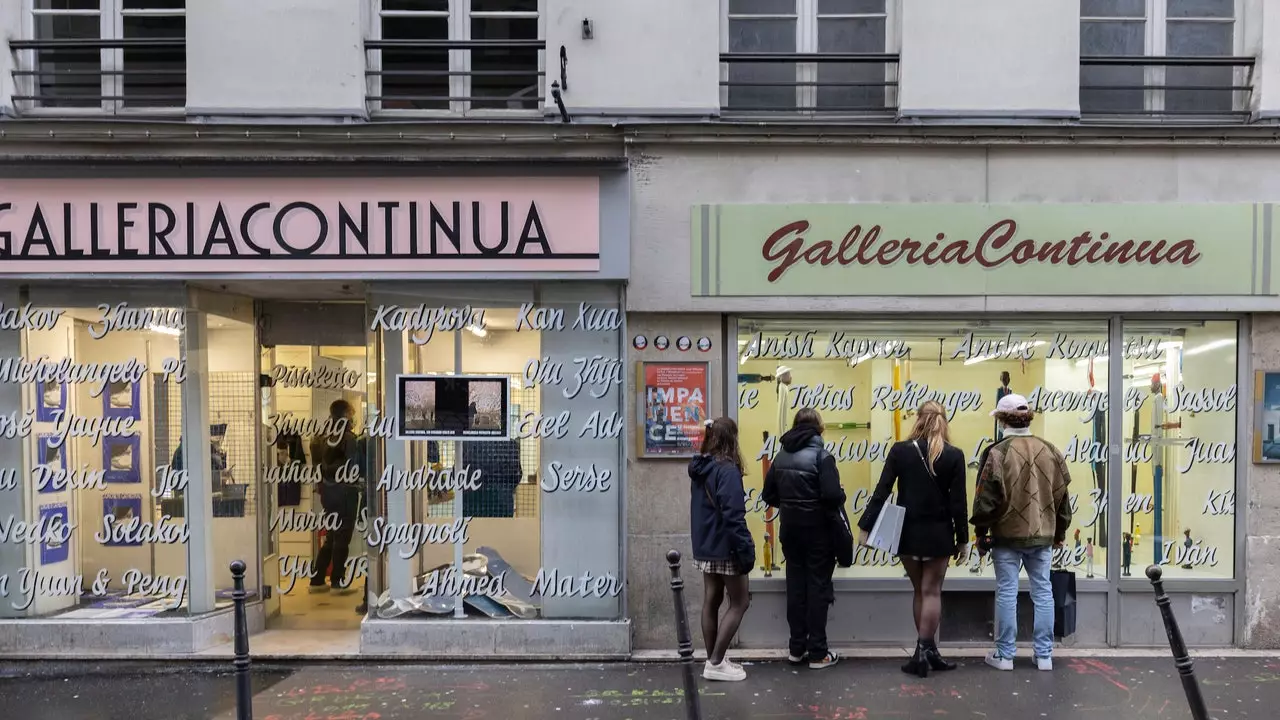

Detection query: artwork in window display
xmin=638 ymin=361 xmax=709 ymax=458
xmin=396 ymin=374 xmax=510 ymax=440
xmin=737 ymin=322 xmax=1120 ymax=579
xmin=35 ymin=380 xmax=66 ymax=422
xmin=101 ymin=495 xmax=144 ymax=547
xmin=38 ymin=503 xmax=70 ymax=565
xmin=1253 ymin=370 xmax=1280 ymax=462
xmin=102 ymin=379 xmax=141 ymax=420
xmin=102 ymin=435 xmax=141 ymax=484
xmin=35 ymin=433 xmax=66 ymax=485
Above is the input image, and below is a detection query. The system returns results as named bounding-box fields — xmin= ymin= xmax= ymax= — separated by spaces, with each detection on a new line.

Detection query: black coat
xmin=688 ymin=455 xmax=755 ymax=569
xmin=858 ymin=439 xmax=969 ymax=559
xmin=761 ymin=426 xmax=846 ymax=527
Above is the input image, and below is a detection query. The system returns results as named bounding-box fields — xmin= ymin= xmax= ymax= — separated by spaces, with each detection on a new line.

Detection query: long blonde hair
xmin=908 ymin=401 xmax=950 ymax=470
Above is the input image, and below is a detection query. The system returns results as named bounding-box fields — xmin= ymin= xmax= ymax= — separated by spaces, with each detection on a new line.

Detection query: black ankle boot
xmin=922 ymin=641 xmax=957 ymax=672
xmin=901 ymin=641 xmax=929 ymax=678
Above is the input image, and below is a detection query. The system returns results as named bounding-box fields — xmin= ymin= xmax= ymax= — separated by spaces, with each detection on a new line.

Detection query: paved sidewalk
xmin=3 ymin=655 xmax=1278 ymax=719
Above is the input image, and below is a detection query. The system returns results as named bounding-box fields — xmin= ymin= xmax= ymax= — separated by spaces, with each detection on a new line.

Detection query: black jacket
xmin=761 ymin=426 xmax=846 ymax=526
xmin=688 ymin=455 xmax=755 ymax=567
xmin=858 ymin=439 xmax=969 ymax=557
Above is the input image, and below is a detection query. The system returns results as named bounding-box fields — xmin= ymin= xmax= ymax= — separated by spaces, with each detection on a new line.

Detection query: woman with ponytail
xmin=857 ymin=400 xmax=969 ymax=677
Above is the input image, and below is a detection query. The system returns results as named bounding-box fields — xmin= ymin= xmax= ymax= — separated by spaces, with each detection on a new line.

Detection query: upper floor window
xmin=367 ymin=0 xmax=544 ymax=114
xmin=16 ymin=0 xmax=186 ymax=113
xmin=1080 ymin=0 xmax=1251 ymax=119
xmin=721 ymin=0 xmax=898 ymax=115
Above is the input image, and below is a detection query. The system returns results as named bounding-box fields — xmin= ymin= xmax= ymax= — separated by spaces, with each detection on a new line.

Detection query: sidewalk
xmin=2 ymin=655 xmax=1277 ymax=719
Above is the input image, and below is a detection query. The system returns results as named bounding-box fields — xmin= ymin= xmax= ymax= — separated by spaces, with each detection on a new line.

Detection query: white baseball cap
xmin=990 ymin=393 xmax=1030 ymax=416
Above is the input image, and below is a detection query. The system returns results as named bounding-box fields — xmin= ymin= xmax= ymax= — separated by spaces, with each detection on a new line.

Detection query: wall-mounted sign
xmin=396 ymin=374 xmax=511 ymax=441
xmin=692 ymin=203 xmax=1276 ymax=297
xmin=638 ymin=361 xmax=709 ymax=459
xmin=0 ymin=177 xmax=601 ymax=273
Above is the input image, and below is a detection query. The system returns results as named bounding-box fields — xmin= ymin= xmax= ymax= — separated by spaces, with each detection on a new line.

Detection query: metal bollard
xmin=230 ymin=560 xmax=254 ymax=720
xmin=1146 ymin=565 xmax=1210 ymax=720
xmin=667 ymin=550 xmax=703 ymax=720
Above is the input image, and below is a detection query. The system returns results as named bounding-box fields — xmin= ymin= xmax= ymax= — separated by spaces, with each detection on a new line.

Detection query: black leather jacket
xmin=761 ymin=426 xmax=846 ymax=526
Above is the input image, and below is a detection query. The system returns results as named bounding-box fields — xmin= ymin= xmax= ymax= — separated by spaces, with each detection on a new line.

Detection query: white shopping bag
xmin=866 ymin=501 xmax=905 ymax=556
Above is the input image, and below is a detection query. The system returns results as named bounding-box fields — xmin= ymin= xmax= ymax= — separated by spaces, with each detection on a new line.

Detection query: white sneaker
xmin=1035 ymin=656 xmax=1053 ymax=671
xmin=984 ymin=650 xmax=1014 ymax=671
xmin=703 ymin=660 xmax=747 ymax=682
xmin=809 ymin=651 xmax=840 ymax=670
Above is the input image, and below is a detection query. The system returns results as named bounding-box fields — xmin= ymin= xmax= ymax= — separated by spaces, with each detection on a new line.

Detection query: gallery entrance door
xmin=257 ymin=301 xmax=370 ymax=631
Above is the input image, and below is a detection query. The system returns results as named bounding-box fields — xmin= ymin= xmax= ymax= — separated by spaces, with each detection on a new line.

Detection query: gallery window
xmin=17 ymin=0 xmax=186 ymax=113
xmin=366 ymin=0 xmax=545 ymax=114
xmin=363 ymin=282 xmax=623 ymax=622
xmin=1079 ymin=0 xmax=1251 ymax=119
xmin=734 ymin=317 xmax=1238 ymax=582
xmin=721 ymin=0 xmax=898 ymax=114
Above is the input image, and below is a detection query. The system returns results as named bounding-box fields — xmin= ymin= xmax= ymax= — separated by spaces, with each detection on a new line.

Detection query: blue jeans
xmin=992 ymin=546 xmax=1055 ymax=659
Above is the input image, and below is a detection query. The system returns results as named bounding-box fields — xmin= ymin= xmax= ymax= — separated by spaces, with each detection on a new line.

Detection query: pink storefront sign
xmin=0 ymin=177 xmax=601 ymax=273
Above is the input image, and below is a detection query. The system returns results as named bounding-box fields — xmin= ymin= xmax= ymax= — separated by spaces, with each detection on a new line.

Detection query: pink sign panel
xmin=0 ymin=176 xmax=601 ymax=273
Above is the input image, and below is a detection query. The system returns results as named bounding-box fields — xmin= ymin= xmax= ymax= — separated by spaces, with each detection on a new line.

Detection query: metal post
xmin=1146 ymin=565 xmax=1209 ymax=720
xmin=667 ymin=550 xmax=703 ymax=720
xmin=230 ymin=560 xmax=253 ymax=720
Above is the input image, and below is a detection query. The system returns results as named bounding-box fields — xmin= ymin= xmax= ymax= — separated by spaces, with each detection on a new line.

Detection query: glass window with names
xmin=735 ymin=319 xmax=1218 ymax=581
xmin=363 ymin=283 xmax=624 ymax=621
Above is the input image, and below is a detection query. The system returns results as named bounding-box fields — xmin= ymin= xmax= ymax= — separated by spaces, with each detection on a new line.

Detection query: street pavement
xmin=2 ymin=655 xmax=1279 ymax=719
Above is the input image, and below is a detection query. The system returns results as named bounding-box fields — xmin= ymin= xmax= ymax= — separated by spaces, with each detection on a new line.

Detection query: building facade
xmin=0 ymin=0 xmax=1279 ymax=657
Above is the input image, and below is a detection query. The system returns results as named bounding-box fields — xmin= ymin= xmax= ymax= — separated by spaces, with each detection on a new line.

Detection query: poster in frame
xmin=39 ymin=503 xmax=70 ymax=564
xmin=103 ymin=435 xmax=141 ymax=483
xmin=35 ymin=381 xmax=66 ymax=423
xmin=102 ymin=380 xmax=141 ymax=420
xmin=395 ymin=374 xmax=511 ymax=441
xmin=1254 ymin=370 xmax=1280 ymax=463
xmin=101 ymin=495 xmax=144 ymax=547
xmin=35 ymin=434 xmax=67 ymax=493
xmin=636 ymin=361 xmax=709 ymax=459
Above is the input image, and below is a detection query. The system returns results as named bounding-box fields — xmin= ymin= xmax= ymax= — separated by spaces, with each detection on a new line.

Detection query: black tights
xmin=701 ymin=573 xmax=750 ymax=665
xmin=901 ymin=556 xmax=950 ymax=643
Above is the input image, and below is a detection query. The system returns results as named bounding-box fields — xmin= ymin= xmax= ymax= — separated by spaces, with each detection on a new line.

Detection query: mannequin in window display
xmin=1181 ymin=528 xmax=1195 ymax=570
xmin=168 ymin=424 xmax=232 ymax=515
xmin=1122 ymin=532 xmax=1133 ymax=577
xmin=1085 ymin=539 xmax=1095 ymax=579
xmin=994 ymin=372 xmax=1012 ymax=441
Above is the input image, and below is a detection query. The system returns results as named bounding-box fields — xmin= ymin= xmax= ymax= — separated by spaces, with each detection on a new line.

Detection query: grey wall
xmin=626 ymin=313 xmax=724 ymax=651
xmin=1246 ymin=314 xmax=1280 ymax=647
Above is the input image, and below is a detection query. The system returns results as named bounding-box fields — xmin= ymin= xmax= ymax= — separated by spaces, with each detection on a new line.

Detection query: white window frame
xmin=720 ymin=0 xmax=900 ymax=115
xmin=367 ymin=0 xmax=546 ymax=118
xmin=19 ymin=0 xmax=186 ymax=116
xmin=1081 ymin=0 xmax=1244 ymax=116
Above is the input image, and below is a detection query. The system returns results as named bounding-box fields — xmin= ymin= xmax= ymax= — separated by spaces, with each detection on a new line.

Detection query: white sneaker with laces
xmin=808 ymin=651 xmax=840 ymax=670
xmin=703 ymin=660 xmax=747 ymax=682
xmin=984 ymin=650 xmax=1014 ymax=671
xmin=1035 ymin=656 xmax=1053 ymax=671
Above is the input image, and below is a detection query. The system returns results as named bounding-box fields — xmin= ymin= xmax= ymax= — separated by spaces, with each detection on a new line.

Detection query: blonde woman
xmin=857 ymin=401 xmax=969 ymax=677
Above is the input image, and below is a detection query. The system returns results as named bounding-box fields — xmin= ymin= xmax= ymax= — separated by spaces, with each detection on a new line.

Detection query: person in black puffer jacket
xmin=762 ymin=407 xmax=845 ymax=670
xmin=688 ymin=417 xmax=755 ymax=682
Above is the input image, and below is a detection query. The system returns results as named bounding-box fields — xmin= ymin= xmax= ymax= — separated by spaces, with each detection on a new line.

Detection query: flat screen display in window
xmin=396 ymin=374 xmax=511 ymax=440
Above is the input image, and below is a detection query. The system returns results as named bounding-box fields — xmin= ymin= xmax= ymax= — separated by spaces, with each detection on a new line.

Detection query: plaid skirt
xmin=694 ymin=558 xmax=744 ymax=576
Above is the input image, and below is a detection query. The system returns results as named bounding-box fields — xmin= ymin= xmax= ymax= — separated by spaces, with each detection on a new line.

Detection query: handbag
xmin=1051 ymin=568 xmax=1078 ymax=638
xmin=704 ymin=479 xmax=755 ymax=574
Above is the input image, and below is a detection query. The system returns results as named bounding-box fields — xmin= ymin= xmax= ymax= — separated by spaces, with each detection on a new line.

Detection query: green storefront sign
xmin=691 ymin=203 xmax=1278 ymax=297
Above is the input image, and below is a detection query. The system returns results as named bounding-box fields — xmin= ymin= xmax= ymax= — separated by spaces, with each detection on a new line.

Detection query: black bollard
xmin=230 ymin=560 xmax=253 ymax=720
xmin=667 ymin=550 xmax=703 ymax=720
xmin=1146 ymin=565 xmax=1210 ymax=720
